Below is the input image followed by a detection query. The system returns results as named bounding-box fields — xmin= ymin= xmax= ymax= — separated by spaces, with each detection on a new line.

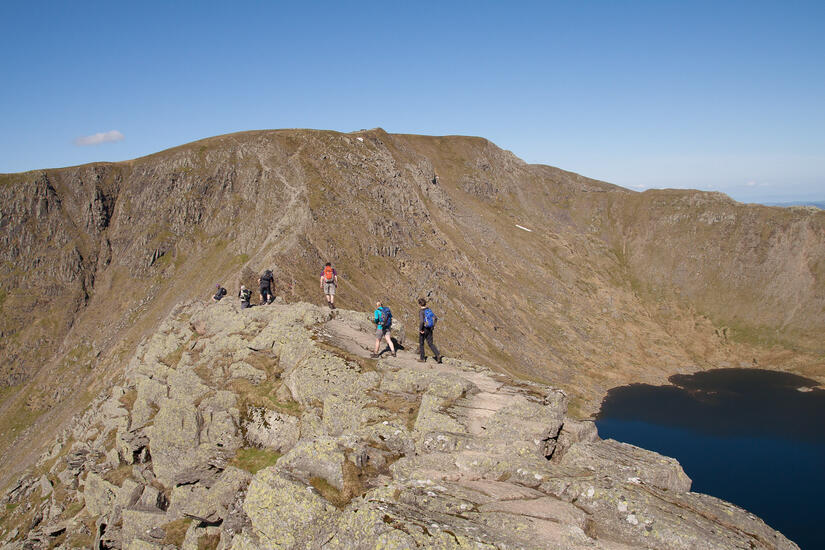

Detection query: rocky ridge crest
xmin=0 ymin=300 xmax=798 ymax=549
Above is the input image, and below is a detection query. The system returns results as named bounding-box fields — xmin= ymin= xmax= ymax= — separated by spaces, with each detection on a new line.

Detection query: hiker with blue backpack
xmin=370 ymin=301 xmax=396 ymax=358
xmin=417 ymin=298 xmax=443 ymax=363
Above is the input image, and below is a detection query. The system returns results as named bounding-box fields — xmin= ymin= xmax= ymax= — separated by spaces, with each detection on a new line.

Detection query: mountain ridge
xmin=1 ymin=127 xmax=823 ymax=493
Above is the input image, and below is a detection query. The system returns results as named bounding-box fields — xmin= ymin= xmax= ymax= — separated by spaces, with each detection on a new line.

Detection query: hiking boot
xmin=391 ymin=352 xmax=397 ymax=357
xmin=330 ymin=303 xmax=336 ymax=310
xmin=436 ymin=355 xmax=443 ymax=364
xmin=416 ymin=358 xmax=426 ymax=363
xmin=369 ymin=353 xmax=379 ymax=359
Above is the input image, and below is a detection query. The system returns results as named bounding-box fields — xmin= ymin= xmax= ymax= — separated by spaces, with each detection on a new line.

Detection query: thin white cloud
xmin=73 ymin=130 xmax=124 ymax=146
xmin=745 ymin=180 xmax=758 ymax=187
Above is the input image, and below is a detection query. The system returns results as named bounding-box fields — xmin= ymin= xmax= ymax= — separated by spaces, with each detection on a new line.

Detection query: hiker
xmin=259 ymin=269 xmax=275 ymax=305
xmin=371 ymin=301 xmax=396 ymax=358
xmin=319 ymin=262 xmax=338 ymax=309
xmin=212 ymin=284 xmax=227 ymax=302
xmin=417 ymin=298 xmax=442 ymax=363
xmin=239 ymin=285 xmax=252 ymax=309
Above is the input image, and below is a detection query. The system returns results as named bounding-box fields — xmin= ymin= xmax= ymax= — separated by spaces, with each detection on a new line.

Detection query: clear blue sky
xmin=2 ymin=1 xmax=823 ymax=203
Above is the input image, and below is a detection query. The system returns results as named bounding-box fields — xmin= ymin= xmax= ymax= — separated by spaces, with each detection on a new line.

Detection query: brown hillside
xmin=0 ymin=128 xmax=823 ymax=487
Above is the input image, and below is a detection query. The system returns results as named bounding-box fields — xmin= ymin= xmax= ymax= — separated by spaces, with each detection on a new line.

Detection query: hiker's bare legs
xmin=373 ymin=337 xmax=381 ymax=355
xmin=384 ymin=333 xmax=395 ymax=354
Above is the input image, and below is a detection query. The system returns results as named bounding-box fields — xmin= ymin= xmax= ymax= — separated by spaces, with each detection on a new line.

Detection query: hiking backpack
xmin=423 ymin=308 xmax=436 ymax=328
xmin=380 ymin=306 xmax=392 ymax=328
xmin=323 ymin=265 xmax=334 ymax=282
xmin=240 ymin=289 xmax=251 ymax=302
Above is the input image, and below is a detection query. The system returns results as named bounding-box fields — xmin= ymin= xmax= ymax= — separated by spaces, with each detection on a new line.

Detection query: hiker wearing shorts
xmin=417 ymin=298 xmax=442 ymax=363
xmin=259 ymin=269 xmax=275 ymax=305
xmin=371 ymin=301 xmax=396 ymax=358
xmin=320 ymin=262 xmax=338 ymax=309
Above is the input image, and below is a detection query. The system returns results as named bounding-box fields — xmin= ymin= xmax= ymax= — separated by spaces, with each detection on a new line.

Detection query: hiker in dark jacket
xmin=417 ymin=298 xmax=442 ymax=363
xmin=259 ymin=269 xmax=275 ymax=305
xmin=239 ymin=285 xmax=252 ymax=309
xmin=212 ymin=284 xmax=227 ymax=302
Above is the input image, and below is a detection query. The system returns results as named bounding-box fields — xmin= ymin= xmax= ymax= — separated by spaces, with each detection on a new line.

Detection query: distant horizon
xmin=1 ymin=1 xmax=822 ymax=204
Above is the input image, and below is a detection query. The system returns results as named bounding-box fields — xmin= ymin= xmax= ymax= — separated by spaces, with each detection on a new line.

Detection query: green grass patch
xmin=62 ymin=500 xmax=84 ymax=520
xmin=233 ymin=382 xmax=302 ymax=416
xmin=159 ymin=342 xmax=187 ymax=368
xmin=0 ymin=174 xmax=18 ymax=188
xmin=119 ymin=389 xmax=137 ymax=410
xmin=159 ymin=333 xmax=196 ymax=368
xmin=65 ymin=517 xmax=96 ymax=548
xmin=198 ymin=533 xmax=221 ymax=550
xmin=566 ymin=395 xmax=588 ymax=420
xmin=162 ymin=518 xmax=192 ymax=546
xmin=368 ymin=391 xmax=420 ymax=432
xmin=0 ymin=389 xmax=39 ymax=443
xmin=309 ymin=461 xmax=366 ymax=509
xmin=717 ymin=317 xmax=815 ymax=352
xmin=229 ymin=447 xmax=282 ymax=474
xmin=62 ymin=342 xmax=94 ymax=371
xmin=103 ymin=464 xmax=133 ymax=486
xmin=153 ymin=252 xmax=172 ymax=268
xmin=309 ymin=476 xmax=346 ymax=507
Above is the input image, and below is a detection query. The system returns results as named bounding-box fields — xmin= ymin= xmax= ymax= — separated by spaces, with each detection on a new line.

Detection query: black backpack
xmin=240 ymin=289 xmax=251 ymax=302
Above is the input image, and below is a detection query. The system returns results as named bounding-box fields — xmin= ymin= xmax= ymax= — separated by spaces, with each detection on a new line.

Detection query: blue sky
xmin=1 ymin=1 xmax=823 ymax=203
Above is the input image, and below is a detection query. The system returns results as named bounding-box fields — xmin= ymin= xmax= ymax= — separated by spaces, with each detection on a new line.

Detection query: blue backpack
xmin=380 ymin=306 xmax=392 ymax=328
xmin=423 ymin=308 xmax=436 ymax=328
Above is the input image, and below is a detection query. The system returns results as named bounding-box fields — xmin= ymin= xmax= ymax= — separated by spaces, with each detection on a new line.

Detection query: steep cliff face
xmin=0 ymin=129 xmax=823 ymax=490
xmin=614 ymin=190 xmax=825 ymax=351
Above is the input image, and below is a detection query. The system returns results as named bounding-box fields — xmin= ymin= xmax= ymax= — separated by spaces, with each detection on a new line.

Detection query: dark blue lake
xmin=595 ymin=368 xmax=825 ymax=550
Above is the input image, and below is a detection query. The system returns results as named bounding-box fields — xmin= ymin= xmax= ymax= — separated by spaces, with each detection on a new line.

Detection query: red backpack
xmin=323 ymin=265 xmax=334 ymax=282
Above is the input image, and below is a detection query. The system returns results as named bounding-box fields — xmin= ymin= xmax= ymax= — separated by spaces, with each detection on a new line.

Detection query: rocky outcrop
xmin=0 ymin=301 xmax=798 ymax=549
